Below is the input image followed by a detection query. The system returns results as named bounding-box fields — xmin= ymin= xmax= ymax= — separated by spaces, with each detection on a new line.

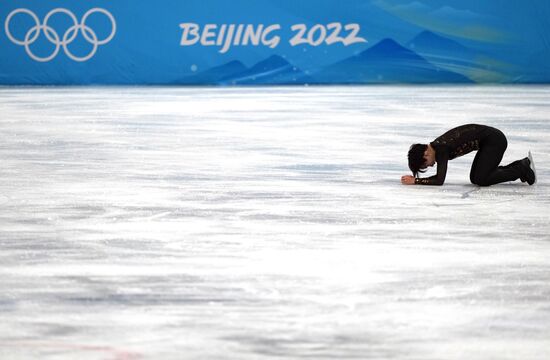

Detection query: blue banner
xmin=1 ymin=0 xmax=550 ymax=85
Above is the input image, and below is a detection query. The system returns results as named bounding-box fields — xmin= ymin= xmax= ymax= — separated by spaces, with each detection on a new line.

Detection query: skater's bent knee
xmin=470 ymin=176 xmax=491 ymax=186
xmin=471 ymin=179 xmax=491 ymax=187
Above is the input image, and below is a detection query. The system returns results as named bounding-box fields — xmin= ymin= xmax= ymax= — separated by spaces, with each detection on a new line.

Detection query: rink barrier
xmin=1 ymin=1 xmax=549 ymax=85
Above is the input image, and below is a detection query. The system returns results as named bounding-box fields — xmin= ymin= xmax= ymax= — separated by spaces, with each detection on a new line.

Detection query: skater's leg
xmin=498 ymin=158 xmax=533 ymax=183
xmin=470 ymin=129 xmax=523 ymax=186
xmin=470 ymin=144 xmax=509 ymax=186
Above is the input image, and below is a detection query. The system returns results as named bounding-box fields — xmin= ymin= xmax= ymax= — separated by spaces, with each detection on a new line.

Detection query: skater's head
xmin=408 ymin=143 xmax=435 ymax=177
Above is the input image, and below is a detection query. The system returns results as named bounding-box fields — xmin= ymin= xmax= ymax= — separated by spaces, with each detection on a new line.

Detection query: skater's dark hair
xmin=408 ymin=144 xmax=428 ymax=177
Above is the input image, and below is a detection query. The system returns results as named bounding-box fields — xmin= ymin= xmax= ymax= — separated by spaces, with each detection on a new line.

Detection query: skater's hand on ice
xmin=401 ymin=175 xmax=415 ymax=185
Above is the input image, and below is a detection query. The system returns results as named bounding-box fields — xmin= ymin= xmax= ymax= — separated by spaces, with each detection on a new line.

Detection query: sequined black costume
xmin=415 ymin=124 xmax=525 ymax=186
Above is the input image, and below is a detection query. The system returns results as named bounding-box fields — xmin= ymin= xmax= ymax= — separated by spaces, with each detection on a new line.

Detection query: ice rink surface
xmin=1 ymin=85 xmax=550 ymax=359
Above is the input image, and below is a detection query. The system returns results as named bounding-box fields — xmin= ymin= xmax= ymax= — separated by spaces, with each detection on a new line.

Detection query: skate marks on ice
xmin=1 ymin=86 xmax=550 ymax=360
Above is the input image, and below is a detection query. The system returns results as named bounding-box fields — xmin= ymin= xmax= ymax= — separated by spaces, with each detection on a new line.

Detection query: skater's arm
xmin=415 ymin=152 xmax=448 ymax=185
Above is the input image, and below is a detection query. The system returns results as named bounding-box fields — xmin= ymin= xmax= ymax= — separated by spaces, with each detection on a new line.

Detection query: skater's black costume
xmin=416 ymin=124 xmax=527 ymax=186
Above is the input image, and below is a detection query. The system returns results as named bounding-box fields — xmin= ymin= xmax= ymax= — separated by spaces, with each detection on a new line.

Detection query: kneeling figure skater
xmin=402 ymin=124 xmax=536 ymax=186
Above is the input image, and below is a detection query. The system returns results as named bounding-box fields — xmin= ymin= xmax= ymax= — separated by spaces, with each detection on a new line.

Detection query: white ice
xmin=0 ymin=86 xmax=549 ymax=359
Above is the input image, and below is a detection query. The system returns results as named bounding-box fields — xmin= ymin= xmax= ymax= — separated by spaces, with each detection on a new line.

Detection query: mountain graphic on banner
xmin=405 ymin=31 xmax=505 ymax=82
xmin=407 ymin=31 xmax=474 ymax=56
xmin=176 ymin=60 xmax=247 ymax=84
xmin=176 ymin=56 xmax=311 ymax=85
xmin=221 ymin=55 xmax=312 ymax=85
xmin=313 ymin=38 xmax=472 ymax=83
xmin=176 ymin=38 xmax=476 ymax=85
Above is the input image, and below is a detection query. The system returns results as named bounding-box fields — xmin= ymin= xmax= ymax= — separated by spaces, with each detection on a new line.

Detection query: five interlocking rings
xmin=5 ymin=8 xmax=116 ymax=62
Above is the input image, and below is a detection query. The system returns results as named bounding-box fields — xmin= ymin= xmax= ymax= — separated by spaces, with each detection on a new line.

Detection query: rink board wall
xmin=1 ymin=0 xmax=550 ymax=85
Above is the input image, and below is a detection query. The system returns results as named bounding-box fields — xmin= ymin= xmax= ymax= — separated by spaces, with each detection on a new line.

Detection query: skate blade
xmin=528 ymin=150 xmax=537 ymax=184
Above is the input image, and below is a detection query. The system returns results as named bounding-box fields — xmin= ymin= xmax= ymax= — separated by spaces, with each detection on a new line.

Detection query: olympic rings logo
xmin=4 ymin=8 xmax=116 ymax=62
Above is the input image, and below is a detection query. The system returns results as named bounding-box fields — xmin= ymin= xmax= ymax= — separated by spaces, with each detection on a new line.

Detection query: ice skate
xmin=520 ymin=154 xmax=535 ymax=185
xmin=528 ymin=151 xmax=537 ymax=185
